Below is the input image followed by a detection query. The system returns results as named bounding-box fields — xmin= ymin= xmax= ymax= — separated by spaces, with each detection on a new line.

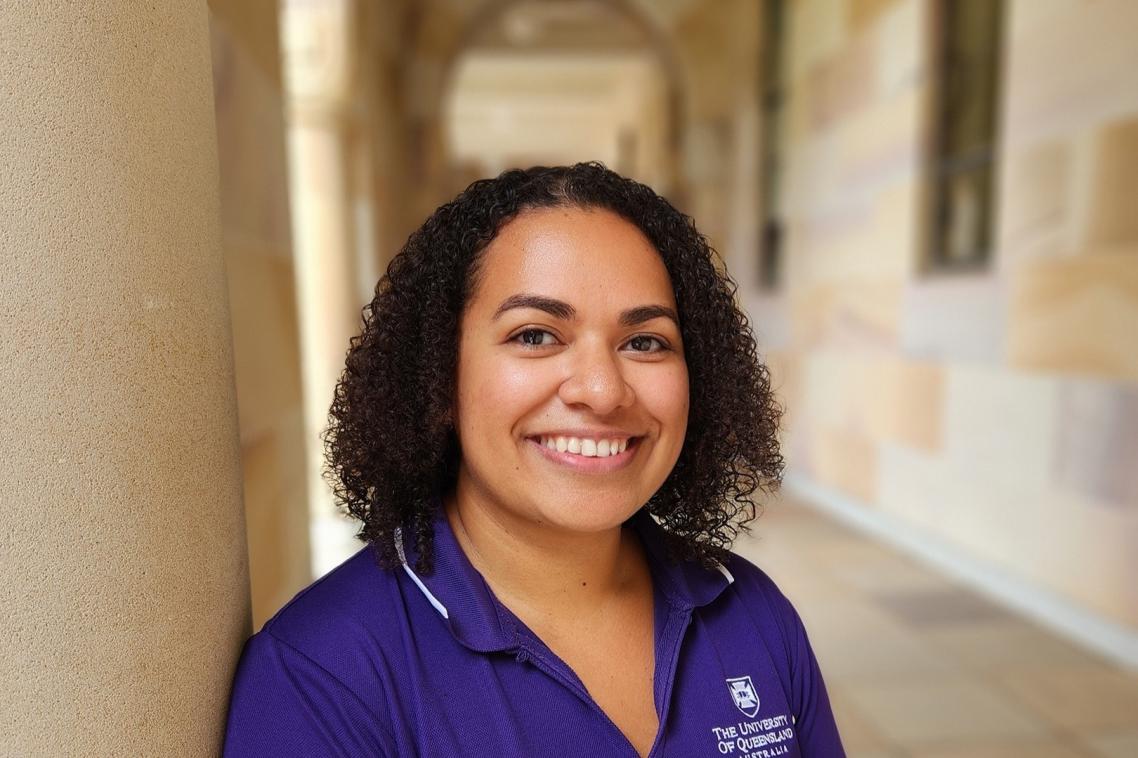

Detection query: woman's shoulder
xmin=720 ymin=550 xmax=792 ymax=605
xmin=709 ymin=551 xmax=830 ymax=710
xmin=250 ymin=543 xmax=403 ymax=677
xmin=225 ymin=545 xmax=403 ymax=754
xmin=715 ymin=552 xmax=845 ymax=754
xmin=715 ymin=550 xmax=811 ymax=646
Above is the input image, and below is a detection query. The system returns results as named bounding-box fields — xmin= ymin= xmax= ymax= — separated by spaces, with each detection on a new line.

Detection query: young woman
xmin=223 ymin=163 xmax=845 ymax=757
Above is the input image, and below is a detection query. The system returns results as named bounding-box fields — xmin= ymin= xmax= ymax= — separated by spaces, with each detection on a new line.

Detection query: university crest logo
xmin=726 ymin=675 xmax=760 ymax=717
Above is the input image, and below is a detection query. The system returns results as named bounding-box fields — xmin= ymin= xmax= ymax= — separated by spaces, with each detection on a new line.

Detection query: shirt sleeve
xmin=223 ymin=630 xmax=397 ymax=758
xmin=777 ymin=596 xmax=846 ymax=757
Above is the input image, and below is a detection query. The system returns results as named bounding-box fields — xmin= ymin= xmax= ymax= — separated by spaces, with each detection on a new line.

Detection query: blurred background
xmin=207 ymin=0 xmax=1138 ymax=754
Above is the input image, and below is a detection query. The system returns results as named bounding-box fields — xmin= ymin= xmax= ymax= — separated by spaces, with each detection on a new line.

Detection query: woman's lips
xmin=525 ymin=436 xmax=640 ymax=473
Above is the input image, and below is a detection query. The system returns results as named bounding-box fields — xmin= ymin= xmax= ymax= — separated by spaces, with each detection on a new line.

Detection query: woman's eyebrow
xmin=493 ymin=294 xmax=575 ymax=321
xmin=492 ymin=293 xmax=678 ymax=327
xmin=619 ymin=304 xmax=679 ymax=328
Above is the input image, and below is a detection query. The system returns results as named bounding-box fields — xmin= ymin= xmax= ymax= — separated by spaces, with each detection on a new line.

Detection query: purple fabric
xmin=223 ymin=506 xmax=846 ymax=757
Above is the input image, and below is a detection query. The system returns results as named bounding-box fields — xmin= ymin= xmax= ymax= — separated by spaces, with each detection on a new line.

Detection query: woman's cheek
xmin=466 ymin=356 xmax=559 ymax=439
xmin=484 ymin=358 xmax=546 ymax=403
xmin=639 ymin=360 xmax=689 ymax=421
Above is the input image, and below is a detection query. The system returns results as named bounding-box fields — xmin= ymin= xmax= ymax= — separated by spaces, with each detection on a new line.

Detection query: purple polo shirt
xmin=223 ymin=506 xmax=845 ymax=757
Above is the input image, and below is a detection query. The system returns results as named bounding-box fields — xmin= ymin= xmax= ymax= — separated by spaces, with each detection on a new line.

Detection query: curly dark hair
xmin=323 ymin=162 xmax=783 ymax=574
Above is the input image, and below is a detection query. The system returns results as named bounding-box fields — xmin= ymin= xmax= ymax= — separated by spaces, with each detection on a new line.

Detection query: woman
xmin=223 ymin=163 xmax=845 ymax=757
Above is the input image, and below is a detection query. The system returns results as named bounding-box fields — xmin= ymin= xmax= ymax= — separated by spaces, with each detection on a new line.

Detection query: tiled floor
xmin=732 ymin=498 xmax=1138 ymax=758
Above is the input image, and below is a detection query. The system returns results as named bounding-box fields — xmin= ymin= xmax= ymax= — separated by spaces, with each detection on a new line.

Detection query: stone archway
xmin=404 ymin=0 xmax=689 ymax=213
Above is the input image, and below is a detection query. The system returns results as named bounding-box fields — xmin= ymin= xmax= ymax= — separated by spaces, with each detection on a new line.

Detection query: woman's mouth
xmin=524 ymin=435 xmax=641 ymax=471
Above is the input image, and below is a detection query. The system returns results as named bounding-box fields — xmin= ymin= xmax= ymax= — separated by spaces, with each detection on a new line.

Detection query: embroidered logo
xmin=726 ymin=675 xmax=760 ymax=717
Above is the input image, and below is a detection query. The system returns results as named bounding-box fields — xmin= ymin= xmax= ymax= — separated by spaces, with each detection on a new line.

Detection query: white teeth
xmin=536 ymin=435 xmax=633 ymax=458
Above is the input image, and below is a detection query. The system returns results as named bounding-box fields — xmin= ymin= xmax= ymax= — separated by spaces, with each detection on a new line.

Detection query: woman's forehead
xmin=470 ymin=206 xmax=677 ymax=313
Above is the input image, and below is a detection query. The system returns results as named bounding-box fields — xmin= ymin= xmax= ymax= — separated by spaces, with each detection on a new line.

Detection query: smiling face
xmin=451 ymin=205 xmax=690 ymax=535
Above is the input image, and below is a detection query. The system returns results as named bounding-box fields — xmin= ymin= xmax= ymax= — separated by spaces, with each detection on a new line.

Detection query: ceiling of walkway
xmin=436 ymin=0 xmax=711 ymax=33
xmin=467 ymin=0 xmax=648 ymax=51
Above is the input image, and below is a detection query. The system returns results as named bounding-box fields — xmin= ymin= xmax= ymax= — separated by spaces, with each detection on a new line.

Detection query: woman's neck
xmin=443 ymin=489 xmax=645 ymax=623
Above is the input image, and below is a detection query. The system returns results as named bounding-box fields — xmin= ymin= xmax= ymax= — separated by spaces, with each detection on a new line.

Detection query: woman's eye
xmin=626 ymin=335 xmax=667 ymax=353
xmin=513 ymin=328 xmax=558 ymax=348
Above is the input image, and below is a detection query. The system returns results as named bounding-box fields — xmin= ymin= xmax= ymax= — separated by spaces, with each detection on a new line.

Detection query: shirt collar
xmin=627 ymin=507 xmax=736 ymax=611
xmin=394 ymin=503 xmax=734 ymax=654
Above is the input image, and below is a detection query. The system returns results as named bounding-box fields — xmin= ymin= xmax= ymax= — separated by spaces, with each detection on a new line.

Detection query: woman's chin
xmin=530 ymin=497 xmax=643 ymax=535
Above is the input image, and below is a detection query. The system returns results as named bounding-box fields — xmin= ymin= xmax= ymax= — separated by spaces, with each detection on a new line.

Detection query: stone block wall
xmin=740 ymin=0 xmax=1138 ymax=629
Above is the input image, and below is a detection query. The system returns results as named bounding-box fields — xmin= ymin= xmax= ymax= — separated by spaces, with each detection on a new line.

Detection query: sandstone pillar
xmin=0 ymin=2 xmax=248 ymax=754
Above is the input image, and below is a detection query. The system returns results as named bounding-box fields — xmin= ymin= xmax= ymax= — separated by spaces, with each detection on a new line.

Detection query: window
xmin=758 ymin=0 xmax=787 ymax=290
xmin=926 ymin=0 xmax=1005 ymax=271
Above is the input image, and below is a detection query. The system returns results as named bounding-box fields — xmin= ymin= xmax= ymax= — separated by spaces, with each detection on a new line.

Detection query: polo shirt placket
xmin=393 ymin=508 xmax=716 ymax=756
xmin=505 ymin=596 xmax=693 ymax=756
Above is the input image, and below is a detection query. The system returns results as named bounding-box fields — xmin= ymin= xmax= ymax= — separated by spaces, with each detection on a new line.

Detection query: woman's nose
xmin=558 ymin=342 xmax=635 ymax=415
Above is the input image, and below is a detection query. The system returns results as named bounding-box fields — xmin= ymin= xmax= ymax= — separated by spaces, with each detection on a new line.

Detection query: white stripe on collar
xmin=392 ymin=525 xmax=731 ymax=617
xmin=393 ymin=527 xmax=450 ymax=619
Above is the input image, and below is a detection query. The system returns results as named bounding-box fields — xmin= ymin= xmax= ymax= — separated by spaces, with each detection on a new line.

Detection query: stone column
xmin=280 ymin=0 xmax=365 ymax=576
xmin=0 ymin=3 xmax=248 ymax=755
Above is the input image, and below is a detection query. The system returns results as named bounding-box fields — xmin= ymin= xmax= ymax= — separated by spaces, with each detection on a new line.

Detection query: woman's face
xmin=452 ymin=205 xmax=689 ymax=535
